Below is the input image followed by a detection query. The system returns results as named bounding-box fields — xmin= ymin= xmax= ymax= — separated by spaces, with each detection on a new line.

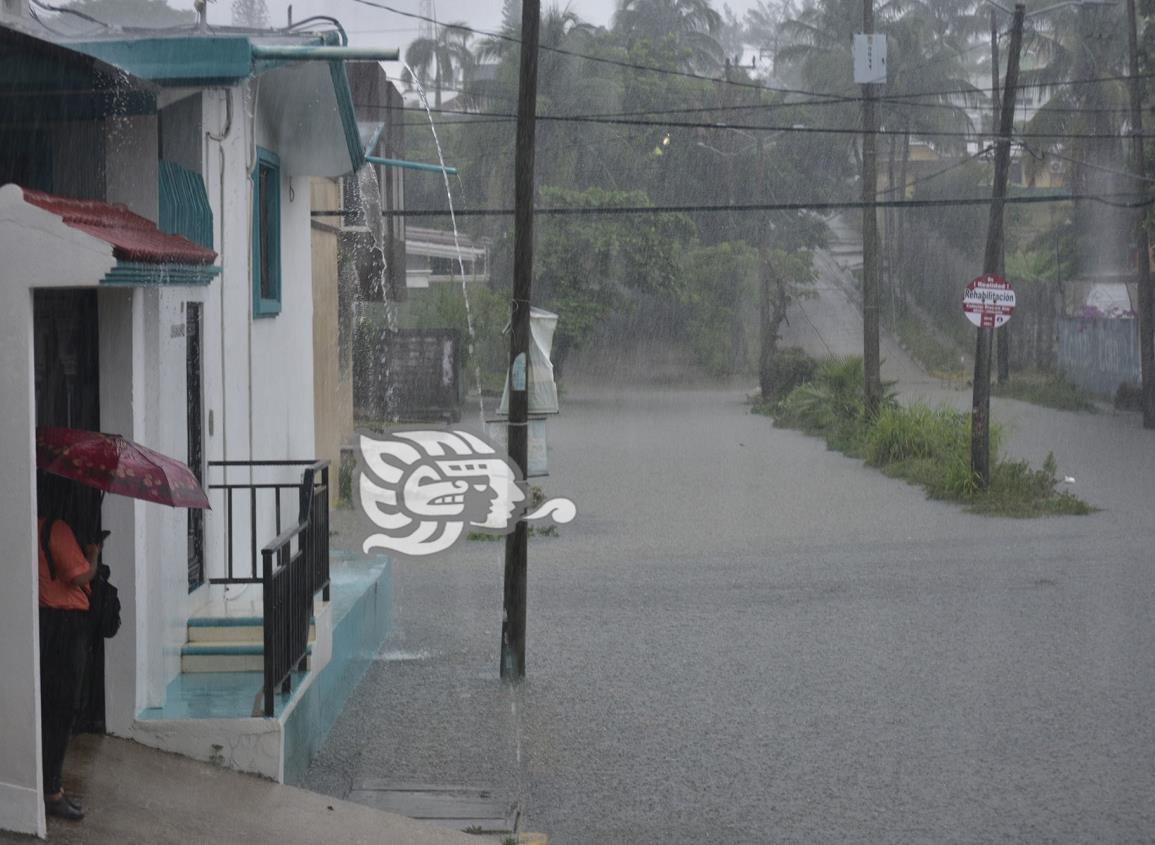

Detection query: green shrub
xmin=865 ymin=405 xmax=967 ymax=466
xmin=769 ymin=369 xmax=1091 ymax=517
xmin=763 ymin=347 xmax=818 ymax=401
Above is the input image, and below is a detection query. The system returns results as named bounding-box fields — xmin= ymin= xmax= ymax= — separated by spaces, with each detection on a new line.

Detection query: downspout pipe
xmin=366 ymin=155 xmax=457 ymax=175
xmin=250 ymin=45 xmax=400 ymax=61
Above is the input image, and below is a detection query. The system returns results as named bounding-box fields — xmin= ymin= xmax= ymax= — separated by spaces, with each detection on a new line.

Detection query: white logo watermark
xmin=358 ymin=429 xmax=577 ymax=557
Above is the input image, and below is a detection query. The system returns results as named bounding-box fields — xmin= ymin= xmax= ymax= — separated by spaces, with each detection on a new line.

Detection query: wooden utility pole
xmin=501 ymin=0 xmax=541 ymax=680
xmin=862 ymin=0 xmax=882 ymax=417
xmin=1125 ymin=0 xmax=1155 ymax=428
xmin=972 ymin=3 xmax=1025 ymax=488
xmin=991 ymin=8 xmax=1011 ymax=384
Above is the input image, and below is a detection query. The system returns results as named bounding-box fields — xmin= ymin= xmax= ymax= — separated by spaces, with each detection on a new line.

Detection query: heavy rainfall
xmin=3 ymin=0 xmax=1155 ymax=841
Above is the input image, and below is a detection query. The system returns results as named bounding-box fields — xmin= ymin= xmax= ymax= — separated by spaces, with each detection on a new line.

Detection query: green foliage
xmin=678 ymin=241 xmax=759 ymax=375
xmin=771 ymin=374 xmax=1093 ymax=517
xmin=762 ymin=346 xmax=817 ymax=399
xmin=970 ymin=453 xmax=1095 ymax=517
xmin=773 ymin=356 xmax=886 ymax=455
xmin=535 ymin=186 xmax=694 ymax=367
xmin=895 ymin=315 xmax=967 ymax=377
xmin=398 ymin=283 xmax=510 ymax=391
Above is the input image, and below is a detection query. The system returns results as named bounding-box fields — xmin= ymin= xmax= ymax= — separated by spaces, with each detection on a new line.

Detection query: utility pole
xmin=500 ymin=0 xmax=541 ymax=680
xmin=758 ymin=135 xmax=773 ymax=402
xmin=972 ymin=3 xmax=1025 ymax=488
xmin=1125 ymin=0 xmax=1155 ymax=427
xmin=991 ymin=8 xmax=1011 ymax=384
xmin=862 ymin=0 xmax=882 ymax=417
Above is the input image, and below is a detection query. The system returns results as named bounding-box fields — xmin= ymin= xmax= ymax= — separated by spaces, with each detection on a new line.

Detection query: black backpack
xmin=41 ymin=519 xmax=121 ymax=639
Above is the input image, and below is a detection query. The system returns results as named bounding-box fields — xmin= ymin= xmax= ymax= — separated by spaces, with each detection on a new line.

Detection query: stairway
xmin=180 ymin=615 xmax=315 ymax=673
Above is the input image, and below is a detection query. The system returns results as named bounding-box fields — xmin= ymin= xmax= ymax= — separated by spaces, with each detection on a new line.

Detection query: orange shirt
xmin=37 ymin=518 xmax=91 ymax=611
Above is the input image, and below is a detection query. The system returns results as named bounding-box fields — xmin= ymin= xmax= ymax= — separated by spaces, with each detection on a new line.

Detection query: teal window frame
xmin=252 ymin=147 xmax=281 ymax=318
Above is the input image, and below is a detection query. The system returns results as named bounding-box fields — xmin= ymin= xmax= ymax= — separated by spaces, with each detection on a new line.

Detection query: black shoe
xmin=64 ymin=795 xmax=82 ymax=813
xmin=45 ymin=795 xmax=84 ymax=821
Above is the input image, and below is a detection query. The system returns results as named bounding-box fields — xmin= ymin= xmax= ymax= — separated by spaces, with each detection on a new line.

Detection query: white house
xmin=0 ymin=16 xmax=392 ymax=837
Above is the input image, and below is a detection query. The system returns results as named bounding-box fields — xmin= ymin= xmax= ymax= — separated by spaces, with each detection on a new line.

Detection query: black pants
xmin=39 ymin=608 xmax=90 ymax=796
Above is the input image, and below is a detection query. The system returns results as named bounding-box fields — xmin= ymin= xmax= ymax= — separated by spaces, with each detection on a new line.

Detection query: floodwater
xmin=306 ymin=331 xmax=1155 ymax=843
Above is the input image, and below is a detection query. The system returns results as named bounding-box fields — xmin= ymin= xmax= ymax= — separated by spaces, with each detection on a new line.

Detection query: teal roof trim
xmin=328 ymin=60 xmax=365 ymax=172
xmin=72 ymin=36 xmax=254 ymax=86
xmin=102 ymin=261 xmax=220 ymax=286
xmin=71 ymin=32 xmax=339 ymax=87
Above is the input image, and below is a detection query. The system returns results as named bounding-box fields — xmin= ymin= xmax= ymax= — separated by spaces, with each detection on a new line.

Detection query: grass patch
xmin=768 ymin=357 xmax=1094 ymax=518
xmin=993 ymin=371 xmax=1097 ymax=413
xmin=896 ymin=314 xmax=968 ymax=379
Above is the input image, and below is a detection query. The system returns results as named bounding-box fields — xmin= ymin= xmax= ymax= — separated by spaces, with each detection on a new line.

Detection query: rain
xmin=4 ymin=0 xmax=1155 ymax=840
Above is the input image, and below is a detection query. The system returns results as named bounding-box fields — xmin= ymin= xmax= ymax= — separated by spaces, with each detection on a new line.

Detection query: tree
xmin=1019 ymin=5 xmax=1132 ymax=273
xmin=614 ymin=0 xmax=724 ymax=72
xmin=62 ymin=0 xmax=194 ymax=26
xmin=404 ymin=23 xmax=476 ymax=108
xmin=759 ymin=248 xmax=817 ymax=400
xmin=231 ymin=0 xmax=268 ymax=28
xmin=535 ymin=186 xmax=694 ymax=370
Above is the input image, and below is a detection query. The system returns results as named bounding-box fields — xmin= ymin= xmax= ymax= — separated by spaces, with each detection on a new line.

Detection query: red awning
xmin=22 ymin=188 xmax=217 ymax=265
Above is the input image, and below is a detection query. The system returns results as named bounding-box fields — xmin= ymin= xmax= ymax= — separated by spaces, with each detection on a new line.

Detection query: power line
xmin=311 ymin=191 xmax=1155 ymax=219
xmin=378 ymin=109 xmax=1155 ymax=142
xmin=353 ymin=0 xmax=1155 ymax=112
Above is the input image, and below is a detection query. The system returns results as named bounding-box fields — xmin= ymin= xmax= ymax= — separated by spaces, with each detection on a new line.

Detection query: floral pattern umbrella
xmin=36 ymin=427 xmax=210 ymax=509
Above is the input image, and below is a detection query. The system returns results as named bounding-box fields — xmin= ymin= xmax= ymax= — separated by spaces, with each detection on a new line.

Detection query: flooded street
xmin=306 ymin=362 xmax=1155 ymax=843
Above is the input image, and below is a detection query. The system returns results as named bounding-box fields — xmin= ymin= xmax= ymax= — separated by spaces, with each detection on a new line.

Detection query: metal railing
xmin=207 ymin=460 xmax=326 ymax=585
xmin=206 ymin=460 xmax=331 ymax=716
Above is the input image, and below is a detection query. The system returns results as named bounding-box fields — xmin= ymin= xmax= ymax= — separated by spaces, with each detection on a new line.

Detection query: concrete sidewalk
xmin=0 ymin=734 xmax=489 ymax=844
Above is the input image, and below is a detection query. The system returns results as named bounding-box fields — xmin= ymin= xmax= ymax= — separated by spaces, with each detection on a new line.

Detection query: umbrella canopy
xmin=36 ymin=427 xmax=210 ymax=509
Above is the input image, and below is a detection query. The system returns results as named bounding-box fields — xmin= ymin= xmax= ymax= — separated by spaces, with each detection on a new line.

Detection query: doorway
xmin=33 ymin=288 xmax=106 ymax=732
xmin=186 ymin=301 xmax=205 ymax=592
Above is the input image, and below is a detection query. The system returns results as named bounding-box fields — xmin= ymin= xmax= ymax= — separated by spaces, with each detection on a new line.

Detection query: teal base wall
xmin=282 ymin=556 xmax=391 ymax=784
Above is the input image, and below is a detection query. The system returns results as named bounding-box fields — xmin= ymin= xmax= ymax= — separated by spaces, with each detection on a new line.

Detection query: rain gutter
xmin=249 ymin=45 xmax=400 ymax=61
xmin=366 ymin=155 xmax=457 ymax=175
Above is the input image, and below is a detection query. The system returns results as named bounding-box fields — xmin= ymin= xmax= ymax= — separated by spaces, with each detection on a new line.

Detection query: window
xmin=252 ymin=148 xmax=281 ymax=317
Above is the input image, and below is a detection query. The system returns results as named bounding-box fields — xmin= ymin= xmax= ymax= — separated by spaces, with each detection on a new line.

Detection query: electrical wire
xmin=877 ymin=145 xmax=995 ymax=196
xmin=1023 ymin=143 xmax=1155 ymax=184
xmin=311 ymin=191 xmax=1155 ymax=219
xmin=28 ymin=0 xmax=108 ymax=27
xmin=285 ymin=15 xmax=349 ymax=45
xmin=372 ymin=108 xmax=1155 ymax=142
xmin=352 ymin=0 xmax=1155 ymax=112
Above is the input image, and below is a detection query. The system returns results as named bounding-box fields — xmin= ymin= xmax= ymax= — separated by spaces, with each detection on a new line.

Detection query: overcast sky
xmin=205 ymin=0 xmax=764 ymax=55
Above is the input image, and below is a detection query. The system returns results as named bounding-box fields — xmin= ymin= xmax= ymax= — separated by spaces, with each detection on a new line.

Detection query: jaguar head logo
xmin=358 ymin=430 xmax=575 ymax=557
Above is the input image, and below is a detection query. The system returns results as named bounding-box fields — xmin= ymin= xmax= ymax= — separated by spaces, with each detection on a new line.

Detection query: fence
xmin=1058 ymin=317 xmax=1141 ymax=397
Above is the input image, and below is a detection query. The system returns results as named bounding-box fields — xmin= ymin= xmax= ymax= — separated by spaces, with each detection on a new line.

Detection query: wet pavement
xmin=305 ymin=367 xmax=1155 ymax=843
xmin=305 ymin=234 xmax=1155 ymax=842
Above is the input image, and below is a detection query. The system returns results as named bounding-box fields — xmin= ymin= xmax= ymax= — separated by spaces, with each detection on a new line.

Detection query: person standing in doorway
xmin=37 ymin=474 xmax=101 ymax=821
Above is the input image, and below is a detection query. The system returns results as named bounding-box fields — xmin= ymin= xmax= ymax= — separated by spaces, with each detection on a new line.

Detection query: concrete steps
xmin=181 ymin=616 xmax=315 ymax=673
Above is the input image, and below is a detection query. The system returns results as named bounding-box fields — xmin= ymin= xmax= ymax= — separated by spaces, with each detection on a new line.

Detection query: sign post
xmin=963 ymin=273 xmax=1016 ymax=329
xmin=971 ymin=3 xmax=1026 ymax=491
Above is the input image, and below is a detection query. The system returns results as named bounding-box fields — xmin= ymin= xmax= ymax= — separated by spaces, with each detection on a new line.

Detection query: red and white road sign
xmin=963 ymin=273 xmax=1016 ymax=328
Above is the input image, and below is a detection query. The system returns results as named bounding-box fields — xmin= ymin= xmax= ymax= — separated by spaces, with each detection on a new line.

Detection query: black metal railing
xmin=207 ymin=460 xmax=327 ymax=585
xmin=206 ymin=460 xmax=330 ymax=716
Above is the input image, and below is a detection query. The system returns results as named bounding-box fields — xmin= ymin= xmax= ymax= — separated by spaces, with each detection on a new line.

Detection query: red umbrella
xmin=36 ymin=427 xmax=210 ymax=509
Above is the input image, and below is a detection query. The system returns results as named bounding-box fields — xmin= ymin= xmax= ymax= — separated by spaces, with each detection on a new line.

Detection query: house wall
xmin=197 ymin=82 xmax=317 ymax=588
xmin=311 ymin=177 xmax=352 ymax=476
xmin=0 ymin=186 xmax=118 ymax=836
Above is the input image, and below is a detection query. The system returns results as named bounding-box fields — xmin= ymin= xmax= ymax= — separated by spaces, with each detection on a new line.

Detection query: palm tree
xmin=1017 ymin=5 xmax=1131 ymax=274
xmin=613 ymin=0 xmax=724 ymax=72
xmin=404 ymin=22 xmax=476 ymax=108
